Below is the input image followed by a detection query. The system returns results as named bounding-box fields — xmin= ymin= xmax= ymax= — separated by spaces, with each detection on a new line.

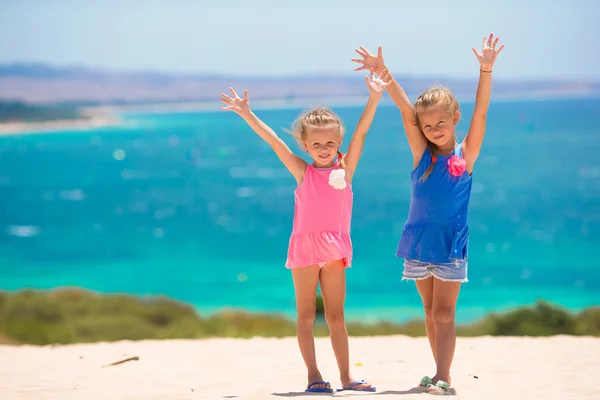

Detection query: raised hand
xmin=472 ymin=33 xmax=504 ymax=71
xmin=365 ymin=69 xmax=394 ymax=96
xmin=377 ymin=69 xmax=394 ymax=84
xmin=352 ymin=46 xmax=385 ymax=75
xmin=220 ymin=87 xmax=250 ymax=116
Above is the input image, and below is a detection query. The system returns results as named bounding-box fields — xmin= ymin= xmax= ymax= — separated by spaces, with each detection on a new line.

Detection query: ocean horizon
xmin=0 ymin=97 xmax=599 ymax=324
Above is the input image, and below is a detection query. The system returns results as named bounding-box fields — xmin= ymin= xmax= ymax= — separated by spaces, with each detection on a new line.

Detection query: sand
xmin=1 ymin=335 xmax=599 ymax=399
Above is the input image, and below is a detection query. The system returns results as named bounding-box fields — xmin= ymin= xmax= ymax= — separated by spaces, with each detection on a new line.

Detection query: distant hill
xmin=0 ymin=101 xmax=82 ymax=123
xmin=1 ymin=63 xmax=599 ymax=106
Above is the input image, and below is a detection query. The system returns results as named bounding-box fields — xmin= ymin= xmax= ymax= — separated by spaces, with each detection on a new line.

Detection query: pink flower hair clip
xmin=448 ymin=155 xmax=467 ymax=177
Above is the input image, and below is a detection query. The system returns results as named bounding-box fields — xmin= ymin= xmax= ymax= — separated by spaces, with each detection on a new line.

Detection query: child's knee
xmin=297 ymin=307 xmax=316 ymax=324
xmin=423 ymin=303 xmax=434 ymax=318
xmin=324 ymin=309 xmax=345 ymax=326
xmin=432 ymin=306 xmax=455 ymax=325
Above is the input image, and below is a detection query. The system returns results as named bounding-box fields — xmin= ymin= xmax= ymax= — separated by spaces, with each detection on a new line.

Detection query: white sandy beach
xmin=1 ymin=335 xmax=598 ymax=400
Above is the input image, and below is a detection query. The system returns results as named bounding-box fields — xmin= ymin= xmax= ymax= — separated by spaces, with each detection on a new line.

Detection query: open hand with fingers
xmin=352 ymin=46 xmax=385 ymax=75
xmin=220 ymin=87 xmax=250 ymax=117
xmin=472 ymin=33 xmax=504 ymax=72
xmin=366 ymin=69 xmax=394 ymax=96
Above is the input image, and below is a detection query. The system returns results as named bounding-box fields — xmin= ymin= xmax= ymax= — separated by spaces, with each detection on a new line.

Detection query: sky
xmin=1 ymin=0 xmax=599 ymax=80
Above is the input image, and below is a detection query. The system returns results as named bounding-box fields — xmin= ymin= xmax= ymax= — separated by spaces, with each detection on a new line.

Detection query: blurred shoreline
xmin=1 ymin=62 xmax=599 ymax=135
xmin=1 ymin=92 xmax=599 ymax=135
xmin=0 ymin=115 xmax=121 ymax=135
xmin=0 ymin=287 xmax=598 ymax=346
xmin=84 ymin=91 xmax=600 ymax=115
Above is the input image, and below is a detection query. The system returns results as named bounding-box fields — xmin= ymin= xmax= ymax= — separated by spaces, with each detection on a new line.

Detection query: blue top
xmin=396 ymin=142 xmax=472 ymax=263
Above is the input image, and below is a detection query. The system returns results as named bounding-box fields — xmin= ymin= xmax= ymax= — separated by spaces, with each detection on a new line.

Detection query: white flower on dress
xmin=328 ymin=169 xmax=347 ymax=190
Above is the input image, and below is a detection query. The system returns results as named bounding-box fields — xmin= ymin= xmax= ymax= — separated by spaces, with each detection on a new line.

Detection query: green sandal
xmin=428 ymin=380 xmax=451 ymax=395
xmin=419 ymin=376 xmax=433 ymax=387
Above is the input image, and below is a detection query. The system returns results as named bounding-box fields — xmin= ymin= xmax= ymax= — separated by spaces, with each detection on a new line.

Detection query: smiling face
xmin=303 ymin=126 xmax=342 ymax=167
xmin=417 ymin=106 xmax=460 ymax=149
xmin=290 ymin=106 xmax=345 ymax=168
xmin=413 ymin=86 xmax=461 ymax=154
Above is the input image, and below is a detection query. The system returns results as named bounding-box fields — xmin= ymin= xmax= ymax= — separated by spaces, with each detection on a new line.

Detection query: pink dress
xmin=285 ymin=164 xmax=353 ymax=269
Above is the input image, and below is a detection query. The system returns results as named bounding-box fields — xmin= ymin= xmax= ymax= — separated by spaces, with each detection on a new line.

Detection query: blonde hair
xmin=289 ymin=106 xmax=346 ymax=168
xmin=413 ymin=86 xmax=460 ymax=182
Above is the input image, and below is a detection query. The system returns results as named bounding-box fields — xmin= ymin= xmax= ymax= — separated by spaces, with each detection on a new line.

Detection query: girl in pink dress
xmin=220 ymin=70 xmax=391 ymax=393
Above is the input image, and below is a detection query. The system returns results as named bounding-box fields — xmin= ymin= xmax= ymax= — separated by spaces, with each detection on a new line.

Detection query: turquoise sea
xmin=0 ymin=98 xmax=599 ymax=323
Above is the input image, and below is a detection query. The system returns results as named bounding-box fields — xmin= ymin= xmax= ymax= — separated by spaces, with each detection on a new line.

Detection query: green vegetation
xmin=0 ymin=288 xmax=598 ymax=345
xmin=0 ymin=101 xmax=83 ymax=123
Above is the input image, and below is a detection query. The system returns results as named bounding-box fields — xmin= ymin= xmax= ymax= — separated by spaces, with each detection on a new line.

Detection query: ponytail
xmin=418 ymin=143 xmax=437 ymax=183
xmin=337 ymin=150 xmax=346 ymax=169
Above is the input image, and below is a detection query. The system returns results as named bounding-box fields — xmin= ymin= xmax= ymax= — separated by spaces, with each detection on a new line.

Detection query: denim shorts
xmin=402 ymin=259 xmax=468 ymax=283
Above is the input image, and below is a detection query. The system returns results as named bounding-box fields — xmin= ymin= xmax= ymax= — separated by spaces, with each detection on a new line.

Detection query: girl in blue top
xmin=353 ymin=33 xmax=504 ymax=394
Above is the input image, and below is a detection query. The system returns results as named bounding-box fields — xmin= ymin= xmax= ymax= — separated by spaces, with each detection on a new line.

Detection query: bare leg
xmin=430 ymin=278 xmax=462 ymax=386
xmin=320 ymin=260 xmax=372 ymax=390
xmin=415 ymin=277 xmax=436 ymax=364
xmin=291 ymin=265 xmax=329 ymax=391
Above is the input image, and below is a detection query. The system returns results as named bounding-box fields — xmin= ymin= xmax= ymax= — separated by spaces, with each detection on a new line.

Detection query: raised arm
xmin=462 ymin=33 xmax=504 ymax=171
xmin=352 ymin=46 xmax=427 ymax=161
xmin=220 ymin=88 xmax=307 ymax=183
xmin=343 ymin=70 xmax=391 ymax=183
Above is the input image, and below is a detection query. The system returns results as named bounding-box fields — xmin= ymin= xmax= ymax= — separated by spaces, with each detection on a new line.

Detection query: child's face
xmin=303 ymin=127 xmax=342 ymax=167
xmin=418 ymin=107 xmax=459 ymax=148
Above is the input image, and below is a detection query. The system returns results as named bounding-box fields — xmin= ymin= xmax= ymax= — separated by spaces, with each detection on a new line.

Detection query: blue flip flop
xmin=305 ymin=381 xmax=334 ymax=393
xmin=337 ymin=380 xmax=376 ymax=392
